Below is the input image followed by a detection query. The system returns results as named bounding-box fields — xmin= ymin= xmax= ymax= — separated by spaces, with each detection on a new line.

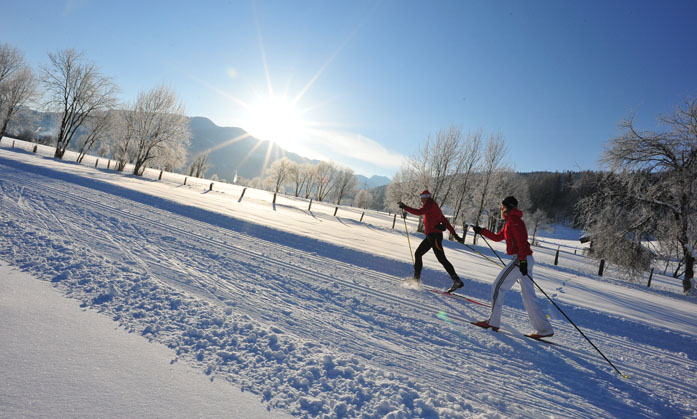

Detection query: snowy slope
xmin=1 ymin=140 xmax=696 ymax=418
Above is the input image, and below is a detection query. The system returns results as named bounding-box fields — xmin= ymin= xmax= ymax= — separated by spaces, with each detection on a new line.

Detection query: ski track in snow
xmin=1 ymin=149 xmax=696 ymax=418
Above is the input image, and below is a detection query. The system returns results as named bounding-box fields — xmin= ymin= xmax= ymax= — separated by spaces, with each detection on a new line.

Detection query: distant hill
xmin=187 ymin=117 xmax=319 ymax=181
xmin=7 ymin=110 xmax=391 ymax=186
xmin=355 ymin=174 xmax=391 ymax=189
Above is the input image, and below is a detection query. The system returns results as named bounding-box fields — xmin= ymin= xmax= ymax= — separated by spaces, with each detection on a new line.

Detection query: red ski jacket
xmin=402 ymin=199 xmax=456 ymax=236
xmin=481 ymin=208 xmax=533 ymax=260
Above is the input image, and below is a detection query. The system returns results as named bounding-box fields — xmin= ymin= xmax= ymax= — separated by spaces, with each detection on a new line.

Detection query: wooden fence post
xmin=107 ymin=160 xmax=111 ymax=170
xmin=392 ymin=213 xmax=397 ymax=229
xmin=273 ymin=192 xmax=277 ymax=204
xmin=554 ymin=246 xmax=560 ymax=265
xmin=209 ymin=182 xmax=214 ymax=191
xmin=308 ymin=199 xmax=313 ymax=211
xmin=333 ymin=207 xmax=338 ymax=216
xmin=184 ymin=177 xmax=188 ymax=185
xmin=33 ymin=144 xmax=38 ymax=153
xmin=647 ymin=267 xmax=654 ymax=288
xmin=360 ymin=212 xmax=365 ymax=222
xmin=159 ymin=170 xmax=163 ymax=180
xmin=239 ymin=187 xmax=247 ymax=200
xmin=95 ymin=158 xmax=99 ymax=168
xmin=598 ymin=259 xmax=605 ymax=276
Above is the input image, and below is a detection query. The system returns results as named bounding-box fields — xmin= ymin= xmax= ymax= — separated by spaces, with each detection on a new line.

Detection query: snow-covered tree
xmin=354 ymin=189 xmax=373 ymax=209
xmin=40 ymin=49 xmax=118 ymax=159
xmin=332 ymin=166 xmax=358 ymax=205
xmin=265 ymin=157 xmax=293 ymax=193
xmin=187 ymin=153 xmax=210 ymax=178
xmin=123 ymin=85 xmax=190 ymax=176
xmin=314 ymin=161 xmax=337 ymax=201
xmin=472 ymin=132 xmax=507 ymax=243
xmin=0 ymin=44 xmax=37 ymax=138
xmin=578 ymin=98 xmax=697 ymax=291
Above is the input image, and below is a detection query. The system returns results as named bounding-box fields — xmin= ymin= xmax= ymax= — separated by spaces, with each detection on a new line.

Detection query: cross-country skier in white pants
xmin=471 ymin=196 xmax=554 ymax=338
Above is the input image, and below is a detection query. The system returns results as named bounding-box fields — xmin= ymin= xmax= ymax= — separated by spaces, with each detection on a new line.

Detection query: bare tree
xmin=0 ymin=44 xmax=37 ymax=138
xmin=187 ymin=153 xmax=210 ymax=178
xmin=451 ymin=130 xmax=483 ymax=227
xmin=472 ymin=132 xmax=507 ymax=243
xmin=332 ymin=166 xmax=358 ymax=205
xmin=40 ymin=49 xmax=119 ymax=159
xmin=404 ymin=125 xmax=465 ymax=206
xmin=265 ymin=157 xmax=293 ymax=193
xmin=122 ymin=85 xmax=190 ymax=176
xmin=579 ymin=98 xmax=697 ymax=291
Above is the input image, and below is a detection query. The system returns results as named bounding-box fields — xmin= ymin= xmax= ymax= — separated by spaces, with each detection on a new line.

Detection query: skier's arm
xmin=481 ymin=227 xmax=505 ymax=242
xmin=400 ymin=203 xmax=426 ymax=216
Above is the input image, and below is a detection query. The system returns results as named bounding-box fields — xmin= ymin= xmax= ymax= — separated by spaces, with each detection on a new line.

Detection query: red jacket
xmin=403 ymin=199 xmax=456 ymax=236
xmin=481 ymin=208 xmax=532 ymax=260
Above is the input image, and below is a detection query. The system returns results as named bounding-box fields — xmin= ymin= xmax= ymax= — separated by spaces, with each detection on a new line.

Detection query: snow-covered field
xmin=1 ymin=138 xmax=696 ymax=418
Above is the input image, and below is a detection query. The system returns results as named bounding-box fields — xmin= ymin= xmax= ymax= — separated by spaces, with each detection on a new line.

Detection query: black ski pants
xmin=414 ymin=232 xmax=457 ymax=279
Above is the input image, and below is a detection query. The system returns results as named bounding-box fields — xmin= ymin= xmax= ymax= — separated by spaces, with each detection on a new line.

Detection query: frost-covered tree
xmin=187 ymin=153 xmax=210 ymax=178
xmin=40 ymin=49 xmax=118 ymax=159
xmin=332 ymin=166 xmax=358 ymax=205
xmin=403 ymin=125 xmax=466 ymax=206
xmin=314 ymin=161 xmax=337 ymax=201
xmin=354 ymin=189 xmax=373 ymax=209
xmin=386 ymin=167 xmax=420 ymax=213
xmin=578 ymin=98 xmax=697 ymax=291
xmin=472 ymin=132 xmax=507 ymax=243
xmin=528 ymin=209 xmax=552 ymax=246
xmin=123 ymin=85 xmax=190 ymax=176
xmin=265 ymin=157 xmax=293 ymax=193
xmin=75 ymin=110 xmax=115 ymax=163
xmin=0 ymin=44 xmax=37 ymax=138
xmin=451 ymin=131 xmax=482 ymax=227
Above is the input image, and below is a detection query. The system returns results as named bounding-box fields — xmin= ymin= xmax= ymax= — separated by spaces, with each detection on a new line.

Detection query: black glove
xmin=453 ymin=233 xmax=464 ymax=244
xmin=435 ymin=223 xmax=446 ymax=232
xmin=398 ymin=201 xmax=406 ymax=209
xmin=519 ymin=259 xmax=528 ymax=276
xmin=472 ymin=225 xmax=482 ymax=235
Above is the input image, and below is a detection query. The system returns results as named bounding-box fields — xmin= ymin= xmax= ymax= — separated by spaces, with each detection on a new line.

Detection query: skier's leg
xmin=518 ymin=256 xmax=554 ymax=334
xmin=431 ymin=234 xmax=457 ymax=278
xmin=487 ymin=259 xmax=519 ymax=329
xmin=413 ymin=237 xmax=432 ymax=279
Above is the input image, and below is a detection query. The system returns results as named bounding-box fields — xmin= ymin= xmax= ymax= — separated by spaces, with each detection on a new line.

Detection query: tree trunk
xmin=683 ymin=246 xmax=694 ymax=292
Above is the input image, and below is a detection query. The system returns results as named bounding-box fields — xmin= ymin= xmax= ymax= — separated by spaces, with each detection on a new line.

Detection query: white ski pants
xmin=487 ymin=255 xmax=553 ymax=334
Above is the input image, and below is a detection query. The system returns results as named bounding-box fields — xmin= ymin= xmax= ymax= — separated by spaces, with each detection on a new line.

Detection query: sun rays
xmin=188 ymin=4 xmax=402 ymax=179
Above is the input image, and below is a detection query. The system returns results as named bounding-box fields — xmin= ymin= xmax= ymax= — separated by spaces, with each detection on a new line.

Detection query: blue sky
xmin=3 ymin=0 xmax=696 ymax=177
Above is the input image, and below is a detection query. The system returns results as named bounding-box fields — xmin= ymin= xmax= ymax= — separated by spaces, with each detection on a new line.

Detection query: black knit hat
xmin=502 ymin=196 xmax=518 ymax=210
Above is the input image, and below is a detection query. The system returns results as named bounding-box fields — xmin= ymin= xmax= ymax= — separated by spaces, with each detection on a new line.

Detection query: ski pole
xmin=461 ymin=240 xmax=504 ymax=268
xmin=480 ymin=234 xmax=506 ymax=266
xmin=525 ymin=273 xmax=627 ymax=378
xmin=462 ymin=226 xmax=505 ymax=267
xmin=402 ymin=210 xmax=414 ymax=265
xmin=477 ymin=233 xmax=626 ymax=377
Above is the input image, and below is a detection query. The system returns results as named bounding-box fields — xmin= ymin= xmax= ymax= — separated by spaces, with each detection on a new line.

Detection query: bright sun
xmin=242 ymin=96 xmax=307 ymax=150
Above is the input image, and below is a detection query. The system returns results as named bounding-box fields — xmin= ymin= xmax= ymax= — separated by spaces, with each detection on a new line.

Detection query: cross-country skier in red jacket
xmin=471 ymin=196 xmax=554 ymax=338
xmin=398 ymin=190 xmax=465 ymax=293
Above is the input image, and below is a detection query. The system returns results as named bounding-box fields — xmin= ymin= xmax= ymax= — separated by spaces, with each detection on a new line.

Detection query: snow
xmin=0 ymin=263 xmax=281 ymax=419
xmin=1 ymin=138 xmax=696 ymax=418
